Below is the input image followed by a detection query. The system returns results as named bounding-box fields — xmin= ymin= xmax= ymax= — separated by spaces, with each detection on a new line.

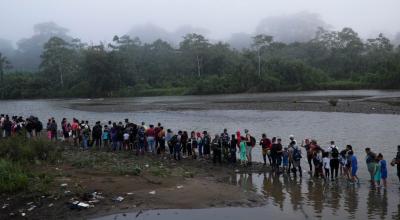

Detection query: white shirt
xmin=323 ymin=157 xmax=331 ymax=169
xmin=123 ymin=133 xmax=129 ymax=140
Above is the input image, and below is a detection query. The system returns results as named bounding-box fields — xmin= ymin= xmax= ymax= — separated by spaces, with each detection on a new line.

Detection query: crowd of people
xmin=1 ymin=114 xmax=400 ymax=188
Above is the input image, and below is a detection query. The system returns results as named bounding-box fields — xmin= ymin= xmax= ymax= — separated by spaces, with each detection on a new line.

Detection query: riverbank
xmin=0 ymin=146 xmax=267 ymax=220
xmin=64 ymin=90 xmax=400 ymax=115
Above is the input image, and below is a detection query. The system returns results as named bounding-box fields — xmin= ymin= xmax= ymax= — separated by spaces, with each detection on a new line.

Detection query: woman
xmin=190 ymin=131 xmax=197 ymax=159
xmin=240 ymin=136 xmax=247 ymax=166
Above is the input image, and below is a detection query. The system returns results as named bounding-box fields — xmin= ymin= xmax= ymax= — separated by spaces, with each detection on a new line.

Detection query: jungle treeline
xmin=1 ymin=25 xmax=400 ymax=99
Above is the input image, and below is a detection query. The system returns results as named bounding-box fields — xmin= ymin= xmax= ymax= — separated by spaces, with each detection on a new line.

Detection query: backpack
xmin=250 ymin=136 xmax=256 ymax=147
xmin=293 ymin=147 xmax=302 ymax=161
xmin=168 ymin=135 xmax=178 ymax=146
xmin=331 ymin=147 xmax=339 ymax=158
xmin=36 ymin=121 xmax=43 ymax=132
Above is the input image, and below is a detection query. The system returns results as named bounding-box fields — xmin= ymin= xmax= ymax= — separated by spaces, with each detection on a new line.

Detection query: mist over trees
xmin=255 ymin=12 xmax=330 ymax=43
xmin=0 ymin=18 xmax=400 ymax=99
xmin=127 ymin=24 xmax=209 ymax=46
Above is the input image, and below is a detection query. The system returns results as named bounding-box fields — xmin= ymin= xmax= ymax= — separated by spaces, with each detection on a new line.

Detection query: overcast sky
xmin=1 ymin=0 xmax=400 ymax=44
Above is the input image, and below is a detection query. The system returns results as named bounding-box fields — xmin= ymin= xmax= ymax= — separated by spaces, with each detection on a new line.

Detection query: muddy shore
xmin=0 ymin=149 xmax=267 ymax=220
xmin=64 ymin=91 xmax=400 ymax=114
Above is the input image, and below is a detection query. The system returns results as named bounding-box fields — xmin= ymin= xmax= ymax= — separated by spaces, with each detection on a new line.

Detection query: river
xmin=1 ymin=90 xmax=400 ymax=219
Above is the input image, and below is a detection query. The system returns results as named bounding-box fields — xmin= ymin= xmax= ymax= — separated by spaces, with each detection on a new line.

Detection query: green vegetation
xmin=0 ymin=136 xmax=61 ymax=193
xmin=0 ymin=159 xmax=29 ymax=192
xmin=1 ymin=27 xmax=400 ymax=99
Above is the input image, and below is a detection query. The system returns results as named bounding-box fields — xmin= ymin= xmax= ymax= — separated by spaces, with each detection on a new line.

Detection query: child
xmin=378 ymin=153 xmax=387 ymax=188
xmin=374 ymin=157 xmax=382 ymax=188
xmin=282 ymin=147 xmax=289 ymax=173
xmin=349 ymin=150 xmax=359 ymax=184
xmin=323 ymin=152 xmax=331 ymax=180
xmin=102 ymin=125 xmax=109 ymax=150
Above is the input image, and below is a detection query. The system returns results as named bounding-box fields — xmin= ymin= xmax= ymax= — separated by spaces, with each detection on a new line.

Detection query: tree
xmin=40 ymin=37 xmax=77 ymax=88
xmin=0 ymin=53 xmax=12 ymax=98
xmin=83 ymin=44 xmax=118 ymax=97
xmin=252 ymin=34 xmax=273 ymax=76
xmin=14 ymin=22 xmax=72 ymax=71
xmin=180 ymin=33 xmax=210 ymax=77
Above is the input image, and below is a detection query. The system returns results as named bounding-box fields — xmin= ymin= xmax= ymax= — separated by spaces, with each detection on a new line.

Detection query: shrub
xmin=0 ymin=136 xmax=61 ymax=164
xmin=328 ymin=99 xmax=339 ymax=106
xmin=0 ymin=159 xmax=29 ymax=193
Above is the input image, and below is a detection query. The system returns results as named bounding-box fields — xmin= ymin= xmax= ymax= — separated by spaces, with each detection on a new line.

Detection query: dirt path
xmin=0 ymin=150 xmax=266 ymax=220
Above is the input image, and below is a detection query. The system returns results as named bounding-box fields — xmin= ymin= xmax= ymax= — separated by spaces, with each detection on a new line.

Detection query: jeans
xmin=82 ymin=136 xmax=89 ymax=150
xmin=138 ymin=139 xmax=145 ymax=154
xmin=174 ymin=144 xmax=181 ymax=160
xmin=198 ymin=143 xmax=203 ymax=157
xmin=147 ymin=136 xmax=155 ymax=153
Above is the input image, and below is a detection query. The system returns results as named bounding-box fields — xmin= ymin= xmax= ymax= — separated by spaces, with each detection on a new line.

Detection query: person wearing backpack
xmin=212 ymin=134 xmax=222 ymax=164
xmin=291 ymin=141 xmax=302 ymax=176
xmin=329 ymin=141 xmax=340 ymax=180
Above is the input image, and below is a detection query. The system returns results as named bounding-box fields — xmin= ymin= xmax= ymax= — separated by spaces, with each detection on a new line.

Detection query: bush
xmin=0 ymin=159 xmax=29 ymax=193
xmin=328 ymin=99 xmax=339 ymax=106
xmin=0 ymin=136 xmax=62 ymax=164
xmin=112 ymin=164 xmax=142 ymax=176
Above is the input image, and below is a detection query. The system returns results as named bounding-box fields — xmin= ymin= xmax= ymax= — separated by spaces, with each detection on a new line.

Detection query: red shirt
xmin=146 ymin=128 xmax=155 ymax=137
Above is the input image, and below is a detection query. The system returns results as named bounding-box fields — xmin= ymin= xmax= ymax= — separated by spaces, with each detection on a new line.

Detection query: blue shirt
xmin=351 ymin=155 xmax=358 ymax=170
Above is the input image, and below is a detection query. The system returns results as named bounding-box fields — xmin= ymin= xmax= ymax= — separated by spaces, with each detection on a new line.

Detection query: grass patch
xmin=112 ymin=163 xmax=142 ymax=176
xmin=0 ymin=136 xmax=62 ymax=164
xmin=0 ymin=136 xmax=62 ymax=194
xmin=0 ymin=159 xmax=29 ymax=193
xmin=149 ymin=166 xmax=171 ymax=177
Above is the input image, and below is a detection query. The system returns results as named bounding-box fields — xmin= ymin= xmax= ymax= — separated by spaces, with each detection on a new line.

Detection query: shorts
xmin=351 ymin=167 xmax=358 ymax=177
xmin=246 ymin=146 xmax=252 ymax=156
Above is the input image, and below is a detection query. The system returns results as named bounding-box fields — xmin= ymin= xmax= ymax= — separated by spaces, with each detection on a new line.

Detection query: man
xmin=301 ymin=139 xmax=313 ymax=173
xmin=157 ymin=126 xmax=166 ymax=156
xmin=220 ymin=129 xmax=230 ymax=162
xmin=291 ymin=141 xmax=302 ymax=177
xmin=154 ymin=123 xmax=162 ymax=154
xmin=260 ymin=133 xmax=272 ymax=165
xmin=169 ymin=131 xmax=182 ymax=161
xmin=92 ymin=121 xmax=103 ymax=149
xmin=365 ymin=147 xmax=377 ymax=186
xmin=212 ymin=134 xmax=222 ymax=164
xmin=329 ymin=141 xmax=340 ymax=180
xmin=146 ymin=125 xmax=156 ymax=154
xmin=202 ymin=131 xmax=211 ymax=159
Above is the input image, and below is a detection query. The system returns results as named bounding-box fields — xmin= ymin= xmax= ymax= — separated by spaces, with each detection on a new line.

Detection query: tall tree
xmin=40 ymin=37 xmax=76 ymax=88
xmin=252 ymin=34 xmax=273 ymax=76
xmin=180 ymin=33 xmax=210 ymax=77
xmin=0 ymin=53 xmax=11 ymax=98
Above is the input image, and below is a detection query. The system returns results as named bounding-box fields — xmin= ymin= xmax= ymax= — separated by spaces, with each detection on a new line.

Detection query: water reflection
xmin=223 ymin=172 xmax=396 ymax=219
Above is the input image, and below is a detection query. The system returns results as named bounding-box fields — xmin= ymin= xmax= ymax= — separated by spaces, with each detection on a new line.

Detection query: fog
xmin=1 ymin=0 xmax=400 ymax=46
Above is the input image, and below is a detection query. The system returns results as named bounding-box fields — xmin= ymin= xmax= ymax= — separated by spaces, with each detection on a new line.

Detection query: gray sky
xmin=1 ymin=0 xmax=400 ymax=44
